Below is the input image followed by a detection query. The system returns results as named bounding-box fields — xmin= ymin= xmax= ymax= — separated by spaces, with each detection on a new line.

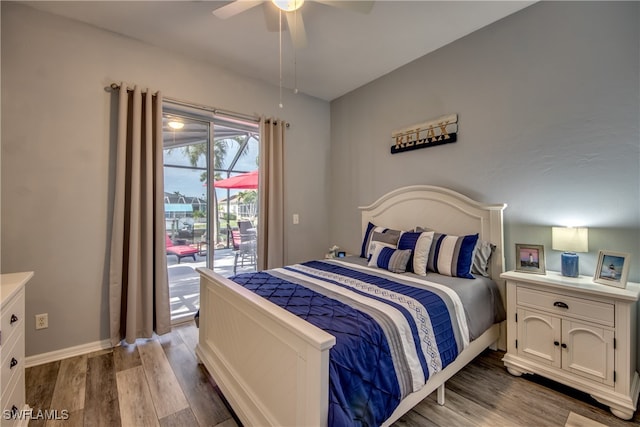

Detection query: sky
xmin=163 ymin=140 xmax=259 ymax=200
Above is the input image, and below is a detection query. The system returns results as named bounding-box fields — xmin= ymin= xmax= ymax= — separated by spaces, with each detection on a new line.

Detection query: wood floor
xmin=26 ymin=321 xmax=639 ymax=426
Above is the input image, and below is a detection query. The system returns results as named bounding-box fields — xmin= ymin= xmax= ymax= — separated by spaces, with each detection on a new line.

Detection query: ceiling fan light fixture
xmin=272 ymin=0 xmax=304 ymax=12
xmin=168 ymin=121 xmax=184 ymax=130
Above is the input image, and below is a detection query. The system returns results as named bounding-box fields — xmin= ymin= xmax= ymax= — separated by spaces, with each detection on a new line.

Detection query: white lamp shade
xmin=552 ymin=227 xmax=588 ymax=252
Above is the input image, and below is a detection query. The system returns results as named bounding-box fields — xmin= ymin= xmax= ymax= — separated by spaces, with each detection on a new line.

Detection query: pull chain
xmin=279 ymin=9 xmax=283 ymax=108
xmin=293 ymin=4 xmax=298 ymax=94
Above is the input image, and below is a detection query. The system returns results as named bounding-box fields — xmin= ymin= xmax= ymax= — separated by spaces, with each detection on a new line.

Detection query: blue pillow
xmin=428 ymin=233 xmax=479 ymax=279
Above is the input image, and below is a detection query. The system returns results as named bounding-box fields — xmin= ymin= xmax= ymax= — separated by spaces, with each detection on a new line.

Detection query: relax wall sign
xmin=391 ymin=114 xmax=458 ymax=154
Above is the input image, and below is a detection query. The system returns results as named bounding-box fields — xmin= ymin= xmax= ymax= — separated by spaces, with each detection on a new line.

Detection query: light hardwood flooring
xmin=26 ymin=322 xmax=639 ymax=426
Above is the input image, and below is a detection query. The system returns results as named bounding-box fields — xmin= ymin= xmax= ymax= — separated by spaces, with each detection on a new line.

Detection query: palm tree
xmin=180 ymin=134 xmax=254 ymax=246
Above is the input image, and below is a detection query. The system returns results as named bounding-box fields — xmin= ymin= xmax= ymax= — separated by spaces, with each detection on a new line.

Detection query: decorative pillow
xmin=471 ymin=239 xmax=496 ymax=277
xmin=428 ymin=233 xmax=479 ymax=279
xmin=367 ymin=230 xmax=400 ymax=258
xmin=397 ymin=231 xmax=435 ymax=276
xmin=368 ymin=245 xmax=412 ymax=274
xmin=360 ymin=222 xmax=401 ymax=258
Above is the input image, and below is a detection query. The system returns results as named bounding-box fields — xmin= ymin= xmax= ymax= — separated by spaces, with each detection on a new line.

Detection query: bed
xmin=195 ymin=185 xmax=507 ymax=426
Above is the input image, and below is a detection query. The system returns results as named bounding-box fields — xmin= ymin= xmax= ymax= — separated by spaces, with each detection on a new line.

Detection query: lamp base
xmin=561 ymin=252 xmax=579 ymax=277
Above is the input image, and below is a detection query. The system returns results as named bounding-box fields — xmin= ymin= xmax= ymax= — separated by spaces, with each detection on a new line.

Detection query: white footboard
xmin=195 ymin=268 xmax=336 ymax=427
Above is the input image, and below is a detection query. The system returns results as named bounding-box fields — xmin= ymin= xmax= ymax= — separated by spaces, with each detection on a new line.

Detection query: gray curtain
xmin=109 ymin=83 xmax=171 ymax=346
xmin=257 ymin=117 xmax=286 ymax=270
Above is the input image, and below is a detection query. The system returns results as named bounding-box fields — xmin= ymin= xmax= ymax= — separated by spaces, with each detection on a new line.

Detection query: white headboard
xmin=359 ymin=185 xmax=507 ymax=280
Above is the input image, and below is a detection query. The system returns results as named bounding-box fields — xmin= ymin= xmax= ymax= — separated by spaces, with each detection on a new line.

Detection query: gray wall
xmin=1 ymin=3 xmax=331 ymax=356
xmin=329 ymin=2 xmax=639 ymax=282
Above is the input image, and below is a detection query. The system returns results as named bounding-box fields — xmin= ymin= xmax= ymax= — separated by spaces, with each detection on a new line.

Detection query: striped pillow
xmin=428 ymin=233 xmax=479 ymax=279
xmin=360 ymin=222 xmax=401 ymax=258
xmin=397 ymin=231 xmax=435 ymax=276
xmin=368 ymin=245 xmax=412 ymax=273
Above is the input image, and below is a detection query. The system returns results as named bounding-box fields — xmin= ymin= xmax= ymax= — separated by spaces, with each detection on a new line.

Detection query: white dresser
xmin=501 ymin=270 xmax=640 ymax=419
xmin=1 ymin=272 xmax=33 ymax=427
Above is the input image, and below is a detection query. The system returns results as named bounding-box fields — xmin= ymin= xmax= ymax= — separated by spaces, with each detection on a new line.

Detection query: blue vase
xmin=561 ymin=252 xmax=579 ymax=277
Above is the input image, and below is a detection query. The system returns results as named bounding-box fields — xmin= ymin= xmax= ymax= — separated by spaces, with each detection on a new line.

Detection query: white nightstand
xmin=501 ymin=270 xmax=640 ymax=419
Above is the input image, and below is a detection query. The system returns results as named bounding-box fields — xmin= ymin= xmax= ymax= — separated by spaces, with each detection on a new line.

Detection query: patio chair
xmin=166 ymin=234 xmax=199 ymax=263
xmin=231 ymin=229 xmax=256 ymax=274
xmin=238 ymin=220 xmax=256 ymax=235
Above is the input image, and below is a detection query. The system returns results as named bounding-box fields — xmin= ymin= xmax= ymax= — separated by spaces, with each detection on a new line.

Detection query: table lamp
xmin=552 ymin=227 xmax=588 ymax=277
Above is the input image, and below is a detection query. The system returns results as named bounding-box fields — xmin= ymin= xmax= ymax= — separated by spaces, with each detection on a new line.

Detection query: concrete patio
xmin=167 ymin=248 xmax=256 ymax=322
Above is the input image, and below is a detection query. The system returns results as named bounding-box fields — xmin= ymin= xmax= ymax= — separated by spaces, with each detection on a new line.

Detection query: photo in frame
xmin=515 ymin=243 xmax=546 ymax=275
xmin=594 ymin=250 xmax=630 ymax=289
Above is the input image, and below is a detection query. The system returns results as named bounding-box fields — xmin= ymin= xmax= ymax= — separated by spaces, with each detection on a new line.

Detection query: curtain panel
xmin=109 ymin=84 xmax=171 ymax=346
xmin=257 ymin=118 xmax=286 ymax=270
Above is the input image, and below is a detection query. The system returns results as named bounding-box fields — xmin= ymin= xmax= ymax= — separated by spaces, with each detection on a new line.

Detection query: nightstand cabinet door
xmin=516 ymin=308 xmax=561 ymax=368
xmin=562 ymin=319 xmax=614 ymax=386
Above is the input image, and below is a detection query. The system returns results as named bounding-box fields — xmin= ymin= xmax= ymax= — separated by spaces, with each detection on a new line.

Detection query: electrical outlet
xmin=35 ymin=313 xmax=48 ymax=330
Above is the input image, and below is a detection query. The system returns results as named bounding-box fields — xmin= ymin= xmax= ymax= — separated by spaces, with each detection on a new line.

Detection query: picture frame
xmin=515 ymin=243 xmax=546 ymax=275
xmin=594 ymin=250 xmax=630 ymax=289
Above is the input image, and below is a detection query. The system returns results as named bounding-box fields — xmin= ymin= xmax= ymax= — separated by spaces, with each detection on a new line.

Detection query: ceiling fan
xmin=212 ymin=1 xmax=374 ymax=50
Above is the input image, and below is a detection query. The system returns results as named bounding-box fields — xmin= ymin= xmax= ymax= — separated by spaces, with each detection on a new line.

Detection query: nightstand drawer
xmin=517 ymin=286 xmax=614 ymax=327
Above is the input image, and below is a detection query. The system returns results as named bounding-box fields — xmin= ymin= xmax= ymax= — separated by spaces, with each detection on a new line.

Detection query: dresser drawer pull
xmin=10 ymin=314 xmax=18 ymax=324
xmin=553 ymin=301 xmax=569 ymax=309
xmin=10 ymin=357 xmax=18 ymax=369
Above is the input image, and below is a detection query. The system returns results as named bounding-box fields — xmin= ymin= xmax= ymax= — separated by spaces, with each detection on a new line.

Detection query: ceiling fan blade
xmin=285 ymin=11 xmax=307 ymax=49
xmin=315 ymin=0 xmax=374 ymax=14
xmin=212 ymin=1 xmax=263 ymax=19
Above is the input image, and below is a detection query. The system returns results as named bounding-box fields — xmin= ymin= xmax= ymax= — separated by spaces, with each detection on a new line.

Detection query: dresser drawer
xmin=516 ymin=285 xmax=614 ymax=327
xmin=1 ymin=361 xmax=25 ymax=427
xmin=0 ymin=331 xmax=24 ymax=396
xmin=1 ymin=288 xmax=25 ymax=347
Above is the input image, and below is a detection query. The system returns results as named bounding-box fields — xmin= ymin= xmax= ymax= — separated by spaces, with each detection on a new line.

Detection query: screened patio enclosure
xmin=162 ymin=102 xmax=260 ymax=321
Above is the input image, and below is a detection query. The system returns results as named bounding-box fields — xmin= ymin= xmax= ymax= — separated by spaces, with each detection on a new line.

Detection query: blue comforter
xmin=231 ymin=259 xmax=470 ymax=426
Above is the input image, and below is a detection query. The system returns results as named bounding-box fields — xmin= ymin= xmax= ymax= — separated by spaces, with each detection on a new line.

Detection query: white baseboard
xmin=25 ymin=339 xmax=113 ymax=368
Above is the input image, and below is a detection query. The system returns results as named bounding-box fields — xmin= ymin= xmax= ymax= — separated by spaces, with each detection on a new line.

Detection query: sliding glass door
xmin=162 ymin=104 xmax=259 ymax=322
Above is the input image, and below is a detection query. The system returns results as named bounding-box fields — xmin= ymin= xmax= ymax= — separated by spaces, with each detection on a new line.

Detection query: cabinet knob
xmin=10 ymin=314 xmax=18 ymax=324
xmin=10 ymin=357 xmax=18 ymax=369
xmin=554 ymin=341 xmax=560 ymax=346
xmin=553 ymin=301 xmax=569 ymax=309
xmin=561 ymin=343 xmax=568 ymax=349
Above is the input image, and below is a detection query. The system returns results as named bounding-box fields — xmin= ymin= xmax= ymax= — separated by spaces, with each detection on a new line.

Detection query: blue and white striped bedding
xmin=230 ymin=257 xmax=504 ymax=426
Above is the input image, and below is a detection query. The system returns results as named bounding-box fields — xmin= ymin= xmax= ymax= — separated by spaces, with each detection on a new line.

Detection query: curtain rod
xmin=107 ymin=83 xmax=289 ymax=127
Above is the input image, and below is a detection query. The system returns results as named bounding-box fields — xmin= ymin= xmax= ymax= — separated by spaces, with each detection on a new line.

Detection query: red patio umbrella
xmin=213 ymin=170 xmax=259 ymax=189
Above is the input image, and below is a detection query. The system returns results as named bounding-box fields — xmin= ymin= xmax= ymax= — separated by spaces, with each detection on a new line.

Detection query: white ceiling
xmin=25 ymin=1 xmax=535 ymax=101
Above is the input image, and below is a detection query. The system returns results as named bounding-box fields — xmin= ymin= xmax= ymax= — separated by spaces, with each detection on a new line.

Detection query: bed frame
xmin=196 ymin=185 xmax=507 ymax=426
